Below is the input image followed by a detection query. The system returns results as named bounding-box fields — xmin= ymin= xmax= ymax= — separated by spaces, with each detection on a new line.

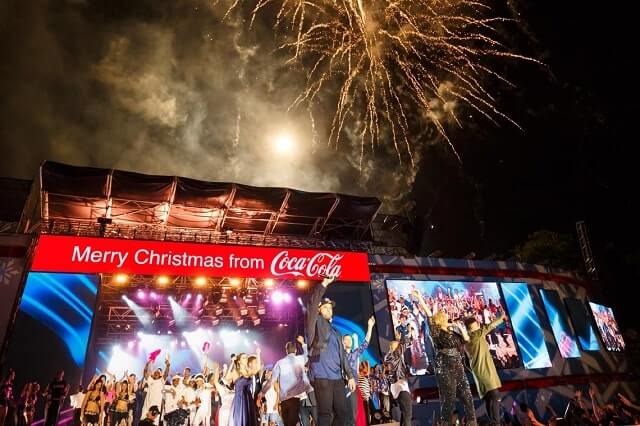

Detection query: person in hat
xmin=163 ymin=375 xmax=188 ymax=426
xmin=141 ymin=355 xmax=170 ymax=424
xmin=306 ymin=275 xmax=355 ymax=426
xmin=139 ymin=406 xmax=160 ymax=426
xmin=192 ymin=374 xmax=213 ymax=426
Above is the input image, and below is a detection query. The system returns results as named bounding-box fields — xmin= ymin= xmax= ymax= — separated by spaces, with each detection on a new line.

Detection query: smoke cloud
xmin=0 ymin=0 xmax=451 ymax=212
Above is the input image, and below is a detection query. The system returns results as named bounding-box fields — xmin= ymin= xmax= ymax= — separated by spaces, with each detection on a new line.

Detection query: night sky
xmin=0 ymin=1 xmax=636 ymax=325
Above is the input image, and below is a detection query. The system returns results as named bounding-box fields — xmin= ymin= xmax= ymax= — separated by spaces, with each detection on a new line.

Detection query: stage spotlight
xmin=150 ymin=292 xmax=158 ymax=300
xmin=214 ymin=305 xmax=223 ymax=316
xmin=230 ymin=278 xmax=241 ymax=287
xmin=283 ymin=292 xmax=292 ymax=303
xmin=180 ymin=341 xmax=186 ymax=347
xmin=264 ymin=279 xmax=275 ymax=288
xmin=136 ymin=290 xmax=146 ymax=300
xmin=121 ymin=295 xmax=128 ymax=301
xmin=296 ymin=280 xmax=308 ymax=289
xmin=127 ymin=341 xmax=135 ymax=349
xmin=114 ymin=274 xmax=128 ymax=285
xmin=235 ymin=318 xmax=244 ymax=326
xmin=257 ymin=303 xmax=266 ymax=315
xmin=123 ymin=297 xmax=151 ymax=326
xmin=156 ymin=276 xmax=170 ymax=286
xmin=194 ymin=276 xmax=207 ymax=287
xmin=235 ymin=297 xmax=248 ymax=316
xmin=211 ymin=317 xmax=220 ymax=326
xmin=272 ymin=290 xmax=283 ymax=304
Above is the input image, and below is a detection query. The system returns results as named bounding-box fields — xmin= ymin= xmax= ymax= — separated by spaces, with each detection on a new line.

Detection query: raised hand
xmin=321 ymin=275 xmax=337 ymax=287
xmin=368 ymin=316 xmax=376 ymax=328
xmin=296 ymin=335 xmax=305 ymax=345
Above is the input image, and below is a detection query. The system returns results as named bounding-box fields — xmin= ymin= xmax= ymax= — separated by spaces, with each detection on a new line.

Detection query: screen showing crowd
xmin=589 ymin=302 xmax=625 ymax=352
xmin=386 ymin=280 xmax=521 ymax=376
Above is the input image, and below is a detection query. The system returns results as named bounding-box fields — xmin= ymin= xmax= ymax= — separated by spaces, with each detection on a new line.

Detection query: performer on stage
xmin=227 ymin=350 xmax=261 ymax=426
xmin=464 ymin=313 xmax=507 ymax=425
xmin=0 ymin=369 xmax=15 ymax=426
xmin=43 ymin=370 xmax=69 ymax=426
xmin=81 ymin=378 xmax=105 ymax=426
xmin=18 ymin=382 xmax=39 ymax=426
xmin=306 ymin=275 xmax=356 ymax=426
xmin=163 ymin=375 xmax=188 ymax=426
xmin=413 ymin=290 xmax=477 ymax=426
xmin=384 ymin=331 xmax=413 ymax=426
xmin=192 ymin=374 xmax=213 ymax=426
xmin=344 ymin=316 xmax=375 ymax=426
xmin=259 ymin=337 xmax=313 ymax=426
xmin=214 ymin=362 xmax=234 ymax=426
xmin=69 ymin=385 xmax=84 ymax=426
xmin=141 ymin=355 xmax=170 ymax=424
xmin=113 ymin=381 xmax=132 ymax=426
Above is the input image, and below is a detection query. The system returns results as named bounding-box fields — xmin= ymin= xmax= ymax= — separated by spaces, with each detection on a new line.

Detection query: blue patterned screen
xmin=501 ymin=282 xmax=552 ymax=369
xmin=539 ymin=289 xmax=580 ymax=358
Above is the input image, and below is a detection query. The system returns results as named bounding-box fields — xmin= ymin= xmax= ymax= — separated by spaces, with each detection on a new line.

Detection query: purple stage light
xmin=127 ymin=341 xmax=135 ymax=349
xmin=137 ymin=290 xmax=146 ymax=300
xmin=283 ymin=292 xmax=292 ymax=303
xmin=272 ymin=290 xmax=283 ymax=304
xmin=150 ymin=292 xmax=157 ymax=300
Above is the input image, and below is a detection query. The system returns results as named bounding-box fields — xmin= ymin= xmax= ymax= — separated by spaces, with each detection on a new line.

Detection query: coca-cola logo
xmin=270 ymin=251 xmax=343 ymax=278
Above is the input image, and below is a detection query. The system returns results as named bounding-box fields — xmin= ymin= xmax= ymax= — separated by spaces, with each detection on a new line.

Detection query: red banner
xmin=31 ymin=235 xmax=371 ymax=281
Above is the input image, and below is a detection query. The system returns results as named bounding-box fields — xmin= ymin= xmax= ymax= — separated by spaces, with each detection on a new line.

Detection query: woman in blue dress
xmin=227 ymin=348 xmax=261 ymax=426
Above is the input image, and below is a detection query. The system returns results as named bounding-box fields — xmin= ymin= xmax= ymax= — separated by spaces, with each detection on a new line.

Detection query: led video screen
xmin=386 ymin=280 xmax=521 ymax=375
xmin=4 ymin=272 xmax=99 ymax=418
xmin=539 ymin=289 xmax=580 ymax=358
xmin=565 ymin=298 xmax=600 ymax=351
xmin=588 ymin=302 xmax=625 ymax=352
xmin=501 ymin=282 xmax=552 ymax=369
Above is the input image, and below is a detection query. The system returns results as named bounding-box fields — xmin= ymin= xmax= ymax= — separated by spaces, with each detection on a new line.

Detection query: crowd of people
xmin=1 ymin=277 xmax=638 ymax=426
xmin=589 ymin=306 xmax=625 ymax=352
xmin=388 ymin=284 xmax=520 ymax=373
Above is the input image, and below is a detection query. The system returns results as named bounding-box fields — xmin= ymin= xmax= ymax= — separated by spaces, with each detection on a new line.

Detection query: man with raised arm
xmin=463 ymin=312 xmax=507 ymax=426
xmin=306 ymin=275 xmax=356 ymax=426
xmin=141 ymin=354 xmax=170 ymax=424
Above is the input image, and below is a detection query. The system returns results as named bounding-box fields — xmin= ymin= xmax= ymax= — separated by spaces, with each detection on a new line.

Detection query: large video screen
xmin=588 ymin=302 xmax=625 ymax=352
xmin=539 ymin=289 xmax=580 ymax=358
xmin=386 ymin=280 xmax=521 ymax=375
xmin=565 ymin=298 xmax=600 ymax=351
xmin=4 ymin=272 xmax=99 ymax=419
xmin=501 ymin=282 xmax=552 ymax=369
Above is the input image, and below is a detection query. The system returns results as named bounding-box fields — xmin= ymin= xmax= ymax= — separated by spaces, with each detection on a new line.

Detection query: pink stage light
xmin=283 ymin=292 xmax=292 ymax=303
xmin=272 ymin=290 xmax=283 ymax=304
xmin=127 ymin=340 xmax=135 ymax=349
xmin=137 ymin=290 xmax=146 ymax=300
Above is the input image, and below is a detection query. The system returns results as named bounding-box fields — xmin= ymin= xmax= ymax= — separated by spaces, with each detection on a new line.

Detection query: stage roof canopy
xmin=23 ymin=161 xmax=382 ymax=240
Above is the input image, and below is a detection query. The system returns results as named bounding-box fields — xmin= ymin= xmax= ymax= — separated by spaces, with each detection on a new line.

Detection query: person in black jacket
xmin=306 ymin=275 xmax=356 ymax=426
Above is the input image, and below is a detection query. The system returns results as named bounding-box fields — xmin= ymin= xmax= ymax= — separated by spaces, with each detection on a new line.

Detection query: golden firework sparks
xmin=225 ymin=0 xmax=540 ymax=167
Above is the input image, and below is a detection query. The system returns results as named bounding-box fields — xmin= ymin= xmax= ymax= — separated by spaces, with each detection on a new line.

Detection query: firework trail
xmin=225 ymin=0 xmax=539 ymax=166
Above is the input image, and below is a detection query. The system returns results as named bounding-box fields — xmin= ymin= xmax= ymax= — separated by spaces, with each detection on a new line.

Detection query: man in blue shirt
xmin=306 ymin=276 xmax=356 ymax=426
xmin=259 ymin=336 xmax=314 ymax=426
xmin=343 ymin=316 xmax=376 ymax=426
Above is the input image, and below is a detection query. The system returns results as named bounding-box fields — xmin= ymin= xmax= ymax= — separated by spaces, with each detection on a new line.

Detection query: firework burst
xmin=225 ymin=0 xmax=539 ymax=166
